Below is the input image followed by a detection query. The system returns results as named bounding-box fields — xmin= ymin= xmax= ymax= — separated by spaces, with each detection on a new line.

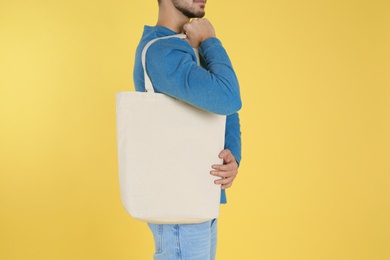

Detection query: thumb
xmin=218 ymin=149 xmax=231 ymax=160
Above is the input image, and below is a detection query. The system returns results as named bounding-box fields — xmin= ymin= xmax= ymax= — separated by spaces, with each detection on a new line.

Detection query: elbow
xmin=221 ymin=81 xmax=242 ymax=115
xmin=233 ymin=98 xmax=242 ymax=112
xmin=227 ymin=96 xmax=242 ymax=115
xmin=213 ymin=94 xmax=242 ymax=115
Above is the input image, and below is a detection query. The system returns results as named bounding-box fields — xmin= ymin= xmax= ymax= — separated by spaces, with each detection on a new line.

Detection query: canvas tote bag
xmin=116 ymin=34 xmax=226 ymax=224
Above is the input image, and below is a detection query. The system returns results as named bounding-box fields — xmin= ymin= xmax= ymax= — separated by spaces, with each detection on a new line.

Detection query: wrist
xmin=199 ymin=37 xmax=220 ymax=50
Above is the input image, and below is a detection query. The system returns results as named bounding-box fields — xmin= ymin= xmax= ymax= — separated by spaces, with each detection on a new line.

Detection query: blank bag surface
xmin=116 ymin=34 xmax=226 ymax=224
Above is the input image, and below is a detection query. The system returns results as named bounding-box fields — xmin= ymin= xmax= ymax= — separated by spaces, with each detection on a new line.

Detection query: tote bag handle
xmin=141 ymin=34 xmax=200 ymax=93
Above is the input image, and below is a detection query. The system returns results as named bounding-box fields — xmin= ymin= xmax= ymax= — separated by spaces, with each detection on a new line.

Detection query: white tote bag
xmin=116 ymin=34 xmax=226 ymax=224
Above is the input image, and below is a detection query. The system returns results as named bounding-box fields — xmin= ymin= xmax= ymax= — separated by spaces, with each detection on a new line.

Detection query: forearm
xmin=224 ymin=112 xmax=242 ymax=165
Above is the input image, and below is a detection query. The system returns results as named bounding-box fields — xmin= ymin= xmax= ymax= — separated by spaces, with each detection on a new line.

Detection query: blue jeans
xmin=148 ymin=219 xmax=218 ymax=260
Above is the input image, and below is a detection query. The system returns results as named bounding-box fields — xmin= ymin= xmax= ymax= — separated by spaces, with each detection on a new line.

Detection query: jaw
xmin=173 ymin=0 xmax=206 ymax=19
xmin=157 ymin=0 xmax=206 ymax=32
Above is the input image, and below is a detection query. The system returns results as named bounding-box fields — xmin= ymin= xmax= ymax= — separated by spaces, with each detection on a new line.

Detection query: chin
xmin=193 ymin=11 xmax=206 ymax=18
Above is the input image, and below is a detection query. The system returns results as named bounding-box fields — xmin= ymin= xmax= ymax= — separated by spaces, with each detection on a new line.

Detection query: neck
xmin=156 ymin=2 xmax=190 ymax=33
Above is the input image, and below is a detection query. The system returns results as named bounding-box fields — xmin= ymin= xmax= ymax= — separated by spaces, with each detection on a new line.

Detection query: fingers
xmin=210 ymin=151 xmax=238 ymax=189
xmin=211 ymin=162 xmax=236 ymax=172
xmin=218 ymin=149 xmax=235 ymax=163
xmin=220 ymin=176 xmax=235 ymax=189
xmin=213 ymin=175 xmax=236 ymax=189
xmin=210 ymin=149 xmax=239 ymax=189
xmin=183 ymin=18 xmax=216 ymax=48
xmin=210 ymin=166 xmax=237 ymax=179
xmin=182 ymin=22 xmax=190 ymax=34
xmin=214 ymin=150 xmax=237 ymax=171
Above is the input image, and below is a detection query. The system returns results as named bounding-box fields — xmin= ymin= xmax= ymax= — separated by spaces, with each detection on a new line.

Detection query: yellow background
xmin=1 ymin=0 xmax=389 ymax=259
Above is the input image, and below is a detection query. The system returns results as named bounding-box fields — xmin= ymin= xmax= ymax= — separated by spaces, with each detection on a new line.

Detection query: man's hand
xmin=210 ymin=149 xmax=239 ymax=189
xmin=183 ymin=18 xmax=216 ymax=48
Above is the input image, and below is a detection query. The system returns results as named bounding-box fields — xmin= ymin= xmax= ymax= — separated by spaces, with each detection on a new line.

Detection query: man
xmin=133 ymin=0 xmax=242 ymax=259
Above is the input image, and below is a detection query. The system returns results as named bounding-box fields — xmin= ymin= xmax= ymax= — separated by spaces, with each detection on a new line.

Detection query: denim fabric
xmin=148 ymin=219 xmax=218 ymax=260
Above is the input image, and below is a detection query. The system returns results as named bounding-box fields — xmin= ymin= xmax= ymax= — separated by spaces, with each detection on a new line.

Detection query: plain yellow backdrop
xmin=1 ymin=0 xmax=389 ymax=259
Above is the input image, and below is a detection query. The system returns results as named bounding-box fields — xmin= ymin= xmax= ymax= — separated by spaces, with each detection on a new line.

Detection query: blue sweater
xmin=133 ymin=26 xmax=242 ymax=203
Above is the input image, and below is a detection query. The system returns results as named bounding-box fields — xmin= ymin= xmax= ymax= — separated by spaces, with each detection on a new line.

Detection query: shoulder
xmin=147 ymin=37 xmax=193 ymax=57
xmin=145 ymin=37 xmax=197 ymax=67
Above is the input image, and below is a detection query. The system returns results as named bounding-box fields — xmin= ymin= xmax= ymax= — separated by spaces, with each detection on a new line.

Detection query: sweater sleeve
xmin=145 ymin=37 xmax=242 ymax=115
xmin=220 ymin=111 xmax=242 ymax=204
xmin=224 ymin=112 xmax=242 ymax=166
